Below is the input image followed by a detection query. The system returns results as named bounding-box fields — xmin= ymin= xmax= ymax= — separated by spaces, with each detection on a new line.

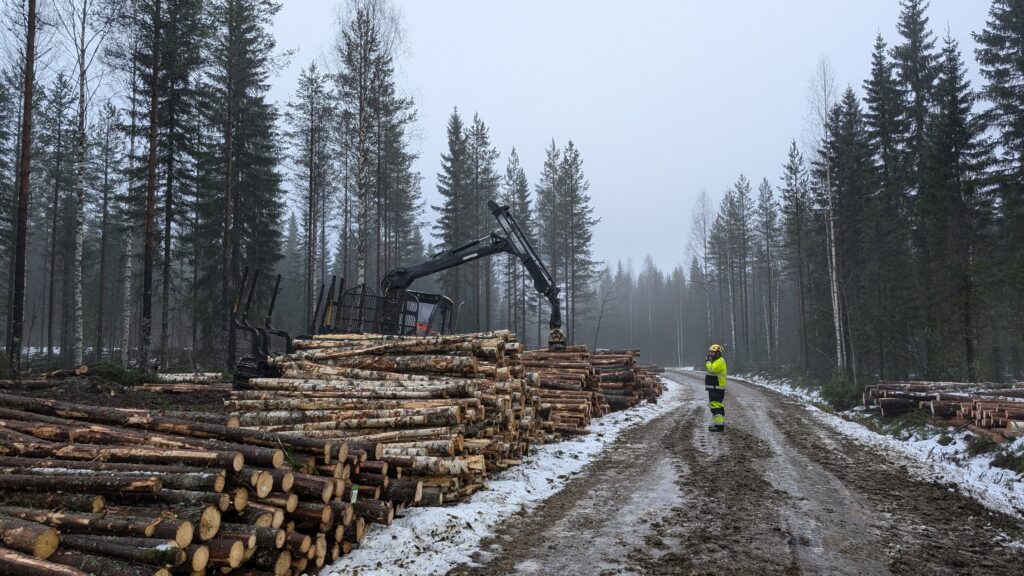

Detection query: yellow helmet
xmin=708 ymin=344 xmax=724 ymax=355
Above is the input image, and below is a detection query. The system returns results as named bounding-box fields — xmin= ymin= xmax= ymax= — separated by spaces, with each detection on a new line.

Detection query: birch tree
xmin=806 ymin=58 xmax=845 ymax=372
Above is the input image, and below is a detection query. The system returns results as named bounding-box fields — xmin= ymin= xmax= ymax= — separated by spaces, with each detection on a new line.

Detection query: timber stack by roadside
xmin=591 ymin=350 xmax=665 ymax=409
xmin=230 ymin=330 xmax=535 ymax=503
xmin=521 ymin=345 xmax=607 ymax=435
xmin=521 ymin=346 xmax=666 ymax=437
xmin=863 ymin=380 xmax=1024 ymax=442
xmin=0 ymin=391 xmax=378 ymax=575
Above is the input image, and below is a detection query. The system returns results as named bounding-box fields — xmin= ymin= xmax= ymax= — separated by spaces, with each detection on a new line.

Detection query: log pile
xmin=521 ymin=345 xmax=607 ymax=436
xmin=132 ymin=373 xmax=232 ymax=394
xmin=863 ymin=380 xmax=1024 ymax=442
xmin=591 ymin=350 xmax=664 ymax=410
xmin=0 ymin=391 xmax=390 ymax=575
xmin=230 ymin=330 xmax=536 ymax=503
xmin=521 ymin=347 xmax=666 ymax=435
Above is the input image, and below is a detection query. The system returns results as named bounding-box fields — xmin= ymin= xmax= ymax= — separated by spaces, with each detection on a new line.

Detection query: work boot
xmin=708 ymin=424 xmax=725 ymax=432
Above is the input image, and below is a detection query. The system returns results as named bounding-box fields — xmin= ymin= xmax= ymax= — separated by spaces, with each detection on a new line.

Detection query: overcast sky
xmin=267 ymin=0 xmax=990 ymax=273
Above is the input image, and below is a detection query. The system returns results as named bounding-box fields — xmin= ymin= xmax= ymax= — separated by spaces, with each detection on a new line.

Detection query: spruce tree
xmin=975 ymin=0 xmax=1024 ymax=377
xmin=465 ymin=113 xmax=500 ymax=331
xmin=534 ymin=140 xmax=562 ymax=309
xmin=559 ymin=140 xmax=596 ymax=344
xmin=499 ymin=148 xmax=534 ymax=342
xmin=194 ymin=0 xmax=283 ymax=368
xmin=432 ymin=109 xmax=469 ymax=321
xmin=156 ymin=0 xmax=205 ymax=367
xmin=892 ymin=0 xmax=938 ymax=177
xmin=780 ymin=141 xmax=811 ymax=367
xmin=919 ymin=36 xmax=992 ymax=380
xmin=863 ymin=33 xmax=914 ymax=379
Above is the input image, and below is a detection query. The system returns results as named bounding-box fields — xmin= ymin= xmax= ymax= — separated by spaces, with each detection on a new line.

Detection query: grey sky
xmin=268 ymin=0 xmax=990 ymax=272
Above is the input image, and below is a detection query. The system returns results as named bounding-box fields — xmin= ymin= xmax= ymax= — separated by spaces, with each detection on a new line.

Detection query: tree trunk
xmin=57 ymin=535 xmax=181 ymax=567
xmin=0 ymin=507 xmax=160 ymax=539
xmin=141 ymin=0 xmax=162 ymax=371
xmin=222 ymin=10 xmax=237 ymax=371
xmin=0 ymin=494 xmax=102 ymax=515
xmin=160 ymin=137 xmax=174 ymax=369
xmin=0 ymin=546 xmax=87 ymax=576
xmin=824 ymin=167 xmax=844 ymax=372
xmin=7 ymin=0 xmax=37 ymax=374
xmin=204 ymin=539 xmax=244 ymax=569
xmin=47 ymin=550 xmax=169 ymax=576
xmin=795 ymin=207 xmax=809 ymax=368
xmin=0 ymin=515 xmax=58 ymax=559
xmin=47 ymin=144 xmax=61 ymax=362
xmin=95 ymin=146 xmax=110 ymax=362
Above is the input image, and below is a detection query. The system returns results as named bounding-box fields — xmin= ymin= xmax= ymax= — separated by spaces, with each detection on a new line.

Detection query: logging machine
xmin=231 ymin=201 xmax=564 ymax=387
xmin=376 ymin=200 xmax=565 ymax=350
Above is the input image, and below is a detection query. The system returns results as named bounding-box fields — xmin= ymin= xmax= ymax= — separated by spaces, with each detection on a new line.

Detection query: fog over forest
xmin=1 ymin=0 xmax=1022 ymax=406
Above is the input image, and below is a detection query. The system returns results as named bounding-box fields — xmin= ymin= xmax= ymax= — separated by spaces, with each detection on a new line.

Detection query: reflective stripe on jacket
xmin=705 ymin=357 xmax=727 ymax=388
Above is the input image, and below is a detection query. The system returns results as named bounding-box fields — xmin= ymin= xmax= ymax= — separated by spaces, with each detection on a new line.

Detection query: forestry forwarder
xmin=378 ymin=200 xmax=565 ymax=350
xmin=231 ymin=200 xmax=564 ymax=388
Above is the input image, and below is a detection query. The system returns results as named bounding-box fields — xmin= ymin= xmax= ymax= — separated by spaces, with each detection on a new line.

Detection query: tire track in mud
xmin=745 ymin=382 xmax=1024 ymax=575
xmin=448 ymin=372 xmax=1024 ymax=576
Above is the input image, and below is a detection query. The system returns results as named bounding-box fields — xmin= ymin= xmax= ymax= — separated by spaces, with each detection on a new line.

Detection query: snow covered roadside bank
xmin=741 ymin=373 xmax=1024 ymax=520
xmin=325 ymin=376 xmax=688 ymax=576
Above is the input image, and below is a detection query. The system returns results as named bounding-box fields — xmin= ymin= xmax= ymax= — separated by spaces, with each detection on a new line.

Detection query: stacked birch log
xmin=863 ymin=380 xmax=1024 ymax=442
xmin=230 ymin=330 xmax=534 ymax=503
xmin=0 ymin=391 xmax=387 ymax=575
xmin=132 ymin=373 xmax=232 ymax=394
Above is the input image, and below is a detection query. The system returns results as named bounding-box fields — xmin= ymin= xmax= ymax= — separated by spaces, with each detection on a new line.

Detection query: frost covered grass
xmin=746 ymin=374 xmax=1024 ymax=519
xmin=325 ymin=377 xmax=688 ymax=576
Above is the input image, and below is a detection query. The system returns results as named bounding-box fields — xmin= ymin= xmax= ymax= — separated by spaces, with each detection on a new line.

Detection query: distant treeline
xmin=588 ymin=1 xmax=1024 ymax=392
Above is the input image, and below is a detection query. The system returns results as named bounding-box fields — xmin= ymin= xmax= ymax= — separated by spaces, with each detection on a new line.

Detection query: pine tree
xmin=286 ymin=62 xmax=336 ymax=327
xmin=780 ymin=141 xmax=811 ymax=367
xmin=335 ymin=0 xmax=382 ymax=287
xmin=38 ymin=76 xmax=76 ymax=361
xmin=92 ymin=102 xmax=123 ymax=361
xmin=754 ymin=178 xmax=780 ymax=364
xmin=724 ymin=175 xmax=753 ymax=358
xmin=0 ymin=75 xmax=18 ymax=342
xmin=6 ymin=0 xmax=38 ymax=374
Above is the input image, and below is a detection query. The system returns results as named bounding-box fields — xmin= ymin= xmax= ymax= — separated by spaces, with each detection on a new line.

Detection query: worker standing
xmin=705 ymin=344 xmax=727 ymax=431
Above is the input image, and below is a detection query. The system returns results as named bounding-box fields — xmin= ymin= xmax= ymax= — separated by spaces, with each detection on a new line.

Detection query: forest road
xmin=448 ymin=370 xmax=1024 ymax=576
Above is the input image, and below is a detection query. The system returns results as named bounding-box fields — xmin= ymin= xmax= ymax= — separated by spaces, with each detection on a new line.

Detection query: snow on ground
xmin=325 ymin=376 xmax=688 ymax=576
xmin=743 ymin=373 xmax=1024 ymax=520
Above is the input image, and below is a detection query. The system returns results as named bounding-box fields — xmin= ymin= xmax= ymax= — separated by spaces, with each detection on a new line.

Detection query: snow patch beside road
xmin=326 ymin=376 xmax=689 ymax=576
xmin=743 ymin=374 xmax=1024 ymax=519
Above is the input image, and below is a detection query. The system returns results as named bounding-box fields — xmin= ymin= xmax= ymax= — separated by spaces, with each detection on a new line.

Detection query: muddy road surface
xmin=450 ymin=371 xmax=1024 ymax=576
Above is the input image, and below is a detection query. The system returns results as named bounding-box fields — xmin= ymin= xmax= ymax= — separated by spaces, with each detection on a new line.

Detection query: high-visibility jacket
xmin=705 ymin=356 xmax=727 ymax=388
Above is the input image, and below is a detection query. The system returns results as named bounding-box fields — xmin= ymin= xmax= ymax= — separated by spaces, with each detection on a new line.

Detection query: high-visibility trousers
xmin=706 ymin=387 xmax=725 ymax=427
